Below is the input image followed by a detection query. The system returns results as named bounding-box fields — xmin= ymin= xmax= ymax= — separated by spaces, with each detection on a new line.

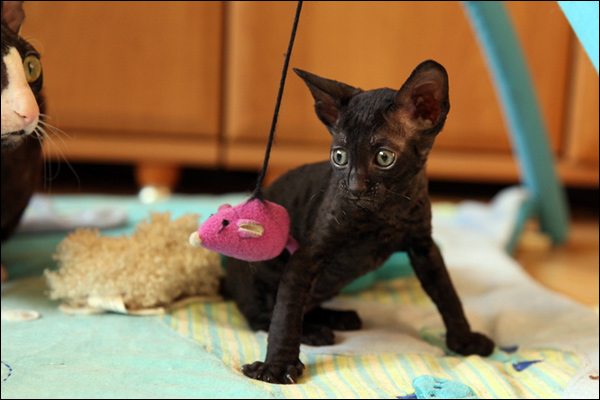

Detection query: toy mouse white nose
xmin=189 ymin=232 xmax=202 ymax=247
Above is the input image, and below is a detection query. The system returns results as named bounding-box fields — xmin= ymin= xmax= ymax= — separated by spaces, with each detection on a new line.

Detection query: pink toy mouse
xmin=189 ymin=199 xmax=298 ymax=262
xmin=190 ymin=13 xmax=302 ymax=262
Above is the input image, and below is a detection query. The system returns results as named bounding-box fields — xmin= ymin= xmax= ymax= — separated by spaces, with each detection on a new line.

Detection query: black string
xmin=252 ymin=1 xmax=303 ymax=200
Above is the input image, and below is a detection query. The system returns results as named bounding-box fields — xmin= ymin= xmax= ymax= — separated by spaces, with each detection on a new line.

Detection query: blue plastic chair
xmin=461 ymin=1 xmax=599 ymax=247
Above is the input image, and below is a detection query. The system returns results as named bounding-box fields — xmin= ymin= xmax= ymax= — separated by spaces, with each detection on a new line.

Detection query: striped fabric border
xmin=162 ymin=278 xmax=582 ymax=399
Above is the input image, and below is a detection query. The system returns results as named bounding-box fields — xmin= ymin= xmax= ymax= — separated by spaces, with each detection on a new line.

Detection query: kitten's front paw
xmin=447 ymin=331 xmax=494 ymax=356
xmin=241 ymin=360 xmax=305 ymax=384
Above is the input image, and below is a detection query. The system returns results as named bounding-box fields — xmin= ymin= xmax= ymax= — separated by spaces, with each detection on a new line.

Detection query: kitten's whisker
xmin=382 ymin=186 xmax=411 ymax=201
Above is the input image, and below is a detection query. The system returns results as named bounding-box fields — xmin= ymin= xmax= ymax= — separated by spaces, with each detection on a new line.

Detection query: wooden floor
xmin=515 ymin=206 xmax=599 ymax=307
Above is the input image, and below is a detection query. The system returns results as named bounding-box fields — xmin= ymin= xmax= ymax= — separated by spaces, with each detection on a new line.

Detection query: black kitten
xmin=223 ymin=60 xmax=494 ymax=384
xmin=1 ymin=0 xmax=44 ymax=281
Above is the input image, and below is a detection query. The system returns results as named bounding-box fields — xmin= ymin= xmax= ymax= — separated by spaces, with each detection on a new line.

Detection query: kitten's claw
xmin=241 ymin=360 xmax=304 ymax=384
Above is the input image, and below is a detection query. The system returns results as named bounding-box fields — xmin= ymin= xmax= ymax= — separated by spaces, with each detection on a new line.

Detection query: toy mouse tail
xmin=251 ymin=1 xmax=303 ymax=202
xmin=251 ymin=185 xmax=265 ymax=201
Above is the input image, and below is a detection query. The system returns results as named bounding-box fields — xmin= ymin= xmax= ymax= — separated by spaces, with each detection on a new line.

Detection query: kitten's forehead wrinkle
xmin=369 ymin=133 xmax=403 ymax=153
xmin=343 ymin=89 xmax=395 ymax=128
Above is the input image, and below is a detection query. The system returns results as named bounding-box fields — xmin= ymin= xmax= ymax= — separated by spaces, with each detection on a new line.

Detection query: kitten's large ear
xmin=395 ymin=60 xmax=449 ymax=134
xmin=294 ymin=68 xmax=361 ymax=128
xmin=2 ymin=1 xmax=26 ymax=34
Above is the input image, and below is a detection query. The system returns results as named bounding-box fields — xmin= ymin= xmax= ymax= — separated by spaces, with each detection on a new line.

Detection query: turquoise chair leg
xmin=461 ymin=1 xmax=570 ymax=245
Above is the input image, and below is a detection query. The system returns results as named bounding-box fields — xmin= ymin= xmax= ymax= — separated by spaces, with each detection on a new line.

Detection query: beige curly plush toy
xmin=46 ymin=213 xmax=222 ymax=314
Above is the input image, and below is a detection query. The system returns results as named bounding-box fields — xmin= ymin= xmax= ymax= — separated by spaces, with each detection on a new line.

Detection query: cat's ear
xmin=294 ymin=68 xmax=360 ymax=128
xmin=395 ymin=60 xmax=449 ymax=134
xmin=2 ymin=1 xmax=26 ymax=34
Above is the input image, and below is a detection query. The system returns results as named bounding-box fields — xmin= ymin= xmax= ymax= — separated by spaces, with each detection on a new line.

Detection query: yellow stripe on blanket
xmin=163 ymin=277 xmax=582 ymax=399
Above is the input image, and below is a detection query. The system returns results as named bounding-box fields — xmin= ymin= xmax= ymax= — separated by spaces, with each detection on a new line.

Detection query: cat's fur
xmin=1 ymin=0 xmax=44 ymax=281
xmin=223 ymin=60 xmax=494 ymax=384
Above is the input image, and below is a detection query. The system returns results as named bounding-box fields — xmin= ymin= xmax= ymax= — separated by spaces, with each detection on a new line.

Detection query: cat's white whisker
xmin=34 ymin=120 xmax=81 ymax=189
xmin=32 ymin=125 xmax=50 ymax=189
xmin=20 ymin=37 xmax=45 ymax=54
xmin=38 ymin=116 xmax=73 ymax=140
xmin=34 ymin=124 xmax=60 ymax=187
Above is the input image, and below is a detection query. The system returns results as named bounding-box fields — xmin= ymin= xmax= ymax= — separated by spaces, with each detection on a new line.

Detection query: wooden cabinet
xmin=22 ymin=1 xmax=598 ymax=188
xmin=223 ymin=1 xmax=598 ymax=187
xmin=22 ymin=1 xmax=224 ymax=187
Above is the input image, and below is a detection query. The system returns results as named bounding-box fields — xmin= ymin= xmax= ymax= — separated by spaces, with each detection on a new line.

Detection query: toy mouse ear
xmin=237 ymin=220 xmax=264 ymax=238
xmin=218 ymin=204 xmax=232 ymax=212
xmin=395 ymin=60 xmax=449 ymax=134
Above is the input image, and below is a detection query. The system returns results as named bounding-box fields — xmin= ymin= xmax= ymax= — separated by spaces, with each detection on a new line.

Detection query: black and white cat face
xmin=1 ymin=0 xmax=43 ymax=149
xmin=294 ymin=60 xmax=449 ymax=208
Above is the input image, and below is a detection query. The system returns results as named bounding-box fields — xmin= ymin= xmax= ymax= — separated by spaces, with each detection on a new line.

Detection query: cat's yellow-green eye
xmin=375 ymin=150 xmax=395 ymax=168
xmin=23 ymin=55 xmax=42 ymax=83
xmin=331 ymin=148 xmax=348 ymax=167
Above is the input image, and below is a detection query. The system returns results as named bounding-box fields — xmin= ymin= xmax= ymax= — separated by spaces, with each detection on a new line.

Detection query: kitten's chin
xmin=345 ymin=196 xmax=377 ymax=212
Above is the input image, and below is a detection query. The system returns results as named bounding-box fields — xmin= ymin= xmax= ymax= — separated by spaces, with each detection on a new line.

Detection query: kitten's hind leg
xmin=301 ymin=323 xmax=335 ymax=346
xmin=305 ymin=307 xmax=362 ymax=331
xmin=301 ymin=307 xmax=362 ymax=346
xmin=222 ymin=258 xmax=275 ymax=332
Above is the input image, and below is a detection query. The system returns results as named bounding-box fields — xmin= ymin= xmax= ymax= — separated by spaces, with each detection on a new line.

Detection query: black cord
xmin=252 ymin=1 xmax=303 ymax=200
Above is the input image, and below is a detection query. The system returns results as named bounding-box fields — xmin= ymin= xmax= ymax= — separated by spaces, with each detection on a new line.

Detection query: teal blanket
xmin=2 ymin=194 xmax=598 ymax=399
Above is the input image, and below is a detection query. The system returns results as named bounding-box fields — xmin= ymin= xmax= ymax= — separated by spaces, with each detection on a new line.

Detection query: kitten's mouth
xmin=345 ymin=195 xmax=375 ymax=211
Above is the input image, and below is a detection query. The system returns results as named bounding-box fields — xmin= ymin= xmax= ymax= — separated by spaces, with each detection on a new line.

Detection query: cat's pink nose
xmin=15 ymin=103 xmax=39 ymax=126
xmin=14 ymin=96 xmax=39 ymax=132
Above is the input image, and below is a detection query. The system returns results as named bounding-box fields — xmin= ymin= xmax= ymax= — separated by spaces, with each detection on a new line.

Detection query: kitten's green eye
xmin=23 ymin=55 xmax=42 ymax=83
xmin=375 ymin=150 xmax=395 ymax=168
xmin=331 ymin=149 xmax=348 ymax=167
